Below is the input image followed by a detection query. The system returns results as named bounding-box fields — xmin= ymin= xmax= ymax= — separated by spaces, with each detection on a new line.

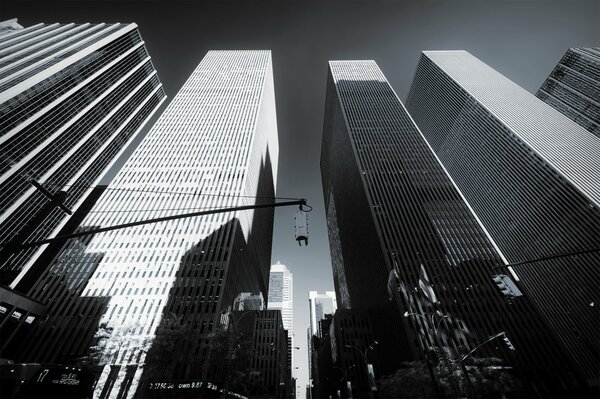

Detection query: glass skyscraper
xmin=406 ymin=50 xmax=599 ymax=390
xmin=0 ymin=19 xmax=166 ymax=286
xmin=321 ymin=59 xmax=586 ymax=394
xmin=536 ymin=47 xmax=600 ymax=137
xmin=12 ymin=50 xmax=279 ymax=398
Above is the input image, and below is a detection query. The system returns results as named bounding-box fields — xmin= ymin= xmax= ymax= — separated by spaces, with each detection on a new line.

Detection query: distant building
xmin=536 ymin=47 xmax=600 ymax=136
xmin=0 ymin=19 xmax=166 ymax=286
xmin=234 ymin=292 xmax=265 ymax=311
xmin=231 ymin=310 xmax=290 ymax=399
xmin=330 ymin=310 xmax=378 ymax=399
xmin=268 ymin=262 xmax=294 ymax=377
xmin=12 ymin=50 xmax=279 ymax=398
xmin=406 ymin=50 xmax=599 ymax=390
xmin=308 ymin=291 xmax=336 ymax=336
xmin=307 ymin=291 xmax=336 ymax=389
xmin=268 ymin=262 xmax=293 ymax=332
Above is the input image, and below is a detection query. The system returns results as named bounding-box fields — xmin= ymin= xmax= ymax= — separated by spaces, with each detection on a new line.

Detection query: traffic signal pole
xmin=1 ymin=199 xmax=307 ymax=253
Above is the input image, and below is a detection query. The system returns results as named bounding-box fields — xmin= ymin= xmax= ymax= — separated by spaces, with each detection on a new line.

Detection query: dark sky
xmin=4 ymin=0 xmax=599 ymax=395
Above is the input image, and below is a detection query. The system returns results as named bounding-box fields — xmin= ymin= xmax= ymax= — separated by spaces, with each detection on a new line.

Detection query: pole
xmin=2 ymin=199 xmax=307 ymax=251
xmin=344 ymin=343 xmax=376 ymax=399
xmin=404 ymin=312 xmax=462 ymax=399
xmin=436 ymin=316 xmax=474 ymax=397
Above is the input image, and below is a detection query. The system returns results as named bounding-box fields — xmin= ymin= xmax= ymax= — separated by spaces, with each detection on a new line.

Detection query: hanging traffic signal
xmin=503 ymin=335 xmax=516 ymax=350
xmin=492 ymin=274 xmax=523 ymax=298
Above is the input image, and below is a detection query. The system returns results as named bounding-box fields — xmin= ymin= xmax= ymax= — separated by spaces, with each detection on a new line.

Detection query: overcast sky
xmin=5 ymin=0 xmax=599 ymax=396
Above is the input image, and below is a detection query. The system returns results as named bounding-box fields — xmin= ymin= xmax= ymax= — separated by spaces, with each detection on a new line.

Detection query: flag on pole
xmin=419 ymin=264 xmax=438 ymax=304
xmin=387 ymin=268 xmax=399 ymax=301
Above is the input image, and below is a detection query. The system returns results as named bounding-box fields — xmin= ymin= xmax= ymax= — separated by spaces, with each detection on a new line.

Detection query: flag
xmin=419 ymin=264 xmax=438 ymax=304
xmin=387 ymin=268 xmax=399 ymax=301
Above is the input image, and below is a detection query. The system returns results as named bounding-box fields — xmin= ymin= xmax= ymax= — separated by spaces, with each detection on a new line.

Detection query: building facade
xmin=321 ymin=59 xmax=587 ymax=396
xmin=308 ymin=291 xmax=336 ymax=336
xmin=268 ymin=261 xmax=293 ymax=332
xmin=12 ymin=50 xmax=279 ymax=398
xmin=0 ymin=19 xmax=166 ymax=286
xmin=307 ymin=291 xmax=336 ymax=388
xmin=268 ymin=261 xmax=294 ymax=377
xmin=233 ymin=309 xmax=290 ymax=399
xmin=406 ymin=50 xmax=600 ymax=390
xmin=536 ymin=47 xmax=600 ymax=137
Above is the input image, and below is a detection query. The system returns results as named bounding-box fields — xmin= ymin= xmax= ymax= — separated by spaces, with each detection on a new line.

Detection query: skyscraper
xmin=308 ymin=291 xmax=336 ymax=336
xmin=0 ymin=19 xmax=166 ymax=286
xmin=268 ymin=261 xmax=293 ymax=332
xmin=12 ymin=50 xmax=279 ymax=398
xmin=268 ymin=261 xmax=294 ymax=373
xmin=536 ymin=47 xmax=600 ymax=137
xmin=321 ymin=59 xmax=586 ymax=394
xmin=406 ymin=50 xmax=599 ymax=390
xmin=307 ymin=290 xmax=336 ymax=387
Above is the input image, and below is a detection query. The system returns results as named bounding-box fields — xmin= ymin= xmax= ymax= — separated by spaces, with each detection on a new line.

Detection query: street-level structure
xmin=0 ymin=19 xmax=166 ymax=286
xmin=406 ymin=50 xmax=600 ymax=390
xmin=11 ymin=50 xmax=279 ymax=398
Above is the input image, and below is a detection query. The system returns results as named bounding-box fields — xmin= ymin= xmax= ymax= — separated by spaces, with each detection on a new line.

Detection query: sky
xmin=4 ymin=0 xmax=599 ymax=397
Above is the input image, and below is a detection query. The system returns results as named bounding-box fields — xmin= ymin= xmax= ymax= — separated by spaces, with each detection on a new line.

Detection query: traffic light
xmin=503 ymin=335 xmax=516 ymax=350
xmin=492 ymin=274 xmax=523 ymax=298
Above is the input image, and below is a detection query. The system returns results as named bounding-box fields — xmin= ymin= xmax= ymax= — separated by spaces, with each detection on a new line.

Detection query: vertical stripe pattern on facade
xmin=16 ymin=50 xmax=278 ymax=399
xmin=406 ymin=50 xmax=600 ymax=387
xmin=322 ymin=60 xmax=585 ymax=392
xmin=0 ymin=20 xmax=166 ymax=286
xmin=536 ymin=47 xmax=600 ymax=137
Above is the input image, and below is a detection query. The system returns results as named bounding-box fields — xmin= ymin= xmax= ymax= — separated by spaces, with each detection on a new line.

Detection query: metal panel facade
xmin=322 ymin=60 xmax=585 ymax=393
xmin=13 ymin=50 xmax=279 ymax=398
xmin=0 ymin=20 xmax=166 ymax=286
xmin=537 ymin=47 xmax=600 ymax=137
xmin=406 ymin=50 xmax=600 ymax=388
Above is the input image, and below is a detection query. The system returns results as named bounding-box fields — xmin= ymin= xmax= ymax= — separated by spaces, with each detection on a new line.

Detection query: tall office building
xmin=406 ymin=50 xmax=600 ymax=389
xmin=308 ymin=291 xmax=336 ymax=336
xmin=268 ymin=261 xmax=293 ymax=331
xmin=321 ymin=60 xmax=586 ymax=394
xmin=12 ymin=50 xmax=279 ymax=398
xmin=307 ymin=290 xmax=336 ymax=386
xmin=0 ymin=19 xmax=166 ymax=286
xmin=268 ymin=261 xmax=294 ymax=372
xmin=536 ymin=47 xmax=600 ymax=137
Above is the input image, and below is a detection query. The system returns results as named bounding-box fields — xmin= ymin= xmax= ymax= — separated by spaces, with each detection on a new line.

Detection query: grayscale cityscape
xmin=0 ymin=1 xmax=598 ymax=398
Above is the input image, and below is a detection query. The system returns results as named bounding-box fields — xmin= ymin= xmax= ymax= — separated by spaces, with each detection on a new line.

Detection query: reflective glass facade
xmin=0 ymin=20 xmax=166 ymax=286
xmin=406 ymin=50 xmax=600 ymax=389
xmin=536 ymin=47 xmax=600 ymax=137
xmin=12 ymin=50 xmax=279 ymax=398
xmin=322 ymin=60 xmax=586 ymax=393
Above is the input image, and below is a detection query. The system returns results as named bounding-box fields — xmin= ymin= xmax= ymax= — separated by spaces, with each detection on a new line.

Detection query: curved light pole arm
xmin=453 ymin=331 xmax=506 ymax=371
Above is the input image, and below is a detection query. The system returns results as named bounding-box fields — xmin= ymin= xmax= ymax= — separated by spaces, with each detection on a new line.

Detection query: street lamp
xmin=451 ymin=331 xmax=512 ymax=372
xmin=404 ymin=311 xmax=462 ymax=398
xmin=403 ymin=311 xmax=449 ymax=338
xmin=344 ymin=340 xmax=378 ymax=399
